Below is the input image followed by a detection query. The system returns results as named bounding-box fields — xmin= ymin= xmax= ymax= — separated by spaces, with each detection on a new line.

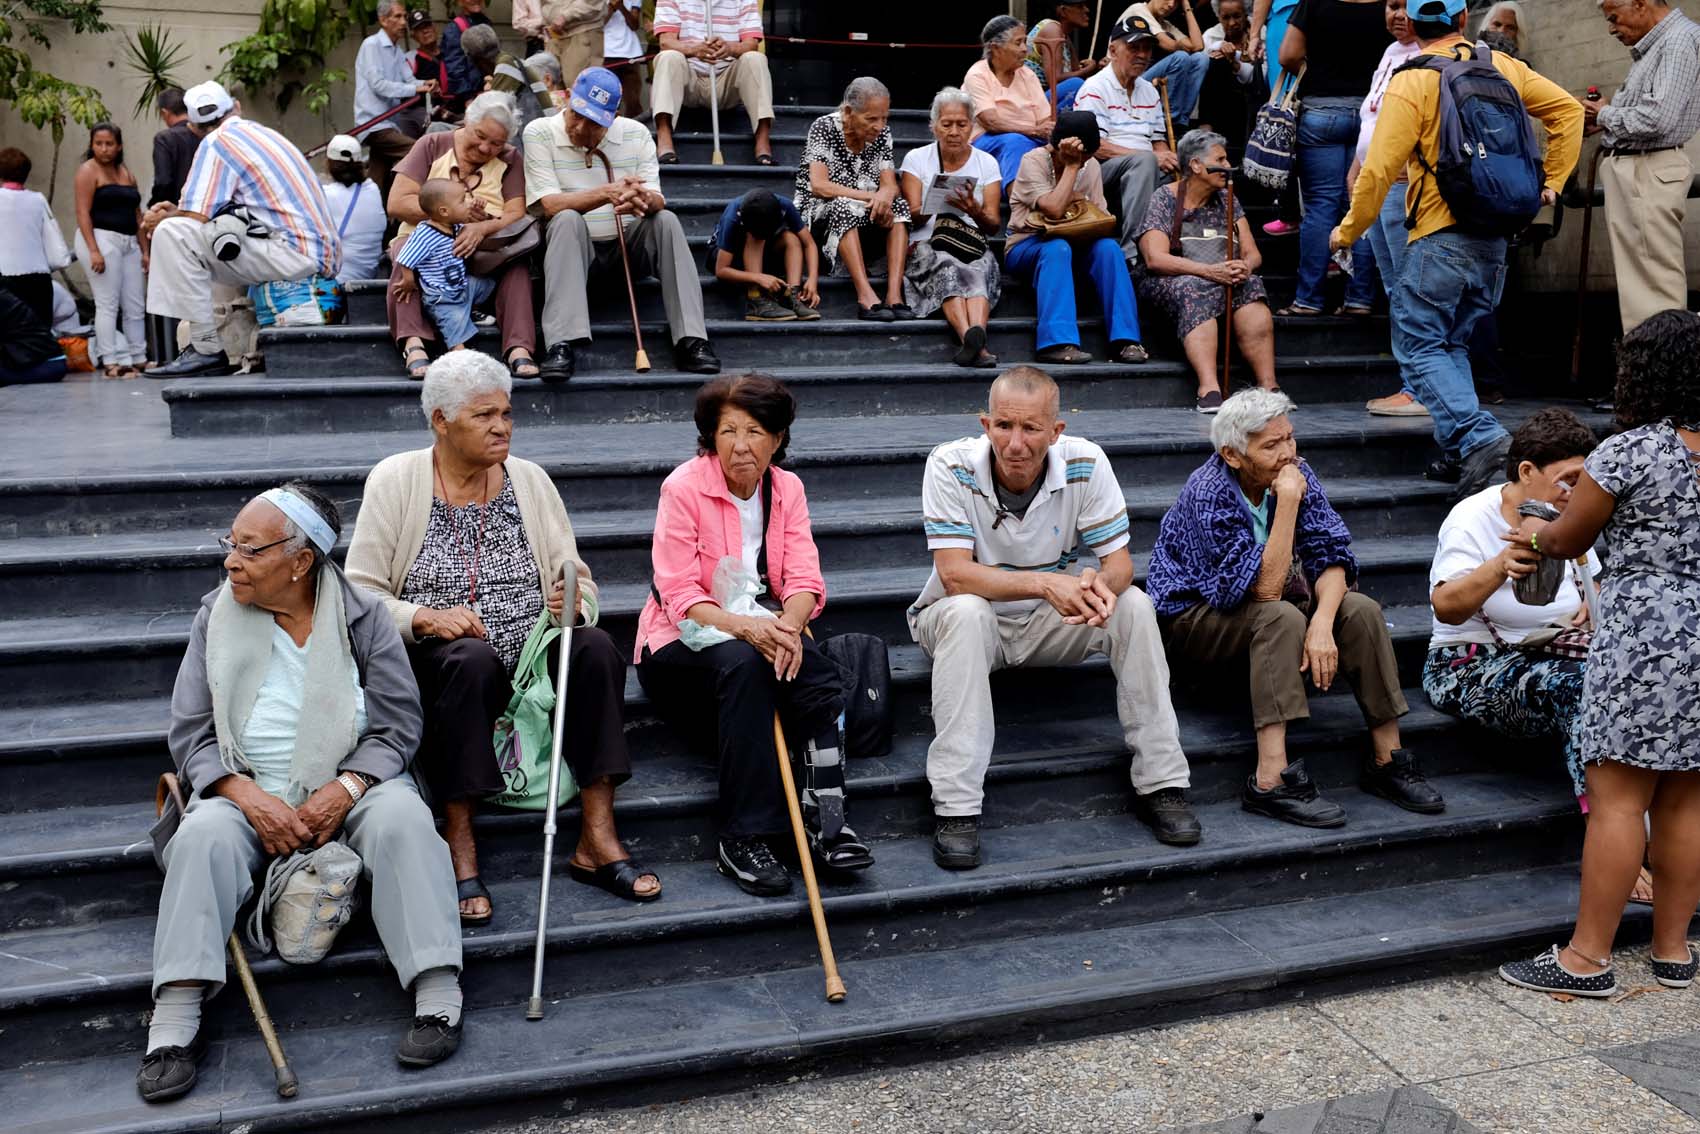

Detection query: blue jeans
xmin=1365 ymin=181 xmax=1415 ymax=399
xmin=1146 ymin=50 xmax=1209 ymax=127
xmin=1005 ymin=235 xmax=1141 ymax=351
xmin=1054 ymin=76 xmax=1084 ymax=113
xmin=974 ymin=133 xmax=1044 ymax=187
xmin=1295 ymin=100 xmax=1377 ymax=312
xmin=1389 ymin=230 xmax=1510 ymax=461
xmin=422 ymin=275 xmax=497 ymax=349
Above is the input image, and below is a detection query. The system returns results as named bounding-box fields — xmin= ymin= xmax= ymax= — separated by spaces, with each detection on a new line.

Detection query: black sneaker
xmin=1452 ymin=434 xmax=1512 ymax=502
xmin=717 ymin=837 xmax=791 ymax=896
xmin=782 ymin=286 xmax=821 ymax=321
xmin=1196 ymin=390 xmax=1223 ymax=414
xmin=674 ymin=336 xmax=722 ymax=374
xmin=1134 ymin=787 xmax=1202 ymax=846
xmin=1498 ymin=945 xmax=1616 ymax=998
xmin=1361 ymin=749 xmax=1445 ymax=814
xmin=745 ymin=292 xmax=796 ymax=322
xmin=933 ymin=815 xmax=981 ymax=870
xmin=1651 ymin=944 xmax=1698 ymax=989
xmin=396 ymin=1014 xmax=463 ymax=1067
xmin=1242 ymin=759 xmax=1347 ymax=828
xmin=137 ymin=1031 xmax=206 ymax=1102
xmin=538 ymin=341 xmax=575 ymax=384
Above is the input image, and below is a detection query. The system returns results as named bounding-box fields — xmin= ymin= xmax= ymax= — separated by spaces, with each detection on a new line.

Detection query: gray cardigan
xmin=167 ymin=572 xmax=425 ymax=797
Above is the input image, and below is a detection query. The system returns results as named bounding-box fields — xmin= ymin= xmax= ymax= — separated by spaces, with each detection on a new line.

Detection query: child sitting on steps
xmin=391 ymin=179 xmax=493 ymax=363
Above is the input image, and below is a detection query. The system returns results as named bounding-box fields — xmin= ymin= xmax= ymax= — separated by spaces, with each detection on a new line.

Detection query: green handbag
xmin=486 ymin=612 xmax=580 ymax=810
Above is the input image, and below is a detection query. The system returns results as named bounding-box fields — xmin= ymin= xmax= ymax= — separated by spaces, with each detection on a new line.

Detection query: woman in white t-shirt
xmin=898 ymin=87 xmax=1005 ymax=369
xmin=602 ymin=0 xmax=645 ymax=123
xmin=321 ymin=135 xmax=388 ymax=283
xmin=1423 ymin=408 xmax=1599 ymax=803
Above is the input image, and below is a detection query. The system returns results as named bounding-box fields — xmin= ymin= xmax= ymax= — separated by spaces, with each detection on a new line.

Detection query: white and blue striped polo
xmin=395 ymin=222 xmax=467 ymax=292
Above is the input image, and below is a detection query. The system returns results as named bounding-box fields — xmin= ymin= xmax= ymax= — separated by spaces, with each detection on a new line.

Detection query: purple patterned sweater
xmin=1147 ymin=455 xmax=1359 ymax=616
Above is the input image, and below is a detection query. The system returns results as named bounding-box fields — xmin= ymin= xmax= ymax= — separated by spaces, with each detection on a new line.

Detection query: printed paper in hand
xmin=923 ymin=174 xmax=978 ymax=215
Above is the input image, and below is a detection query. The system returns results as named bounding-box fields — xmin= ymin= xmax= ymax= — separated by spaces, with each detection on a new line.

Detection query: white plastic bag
xmin=678 ymin=556 xmax=775 ymax=650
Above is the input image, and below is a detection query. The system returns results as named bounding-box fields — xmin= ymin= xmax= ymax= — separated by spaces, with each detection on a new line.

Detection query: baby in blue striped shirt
xmin=392 ymin=179 xmax=492 ymax=353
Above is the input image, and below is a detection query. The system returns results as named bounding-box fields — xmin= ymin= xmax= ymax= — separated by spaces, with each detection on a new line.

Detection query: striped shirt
xmin=1075 ymin=67 xmax=1164 ymax=152
xmin=522 ymin=115 xmax=660 ymax=241
xmin=1598 ymin=8 xmax=1700 ymax=151
xmin=653 ymin=0 xmax=764 ymax=75
xmin=395 ymin=222 xmax=466 ymax=292
xmin=908 ymin=435 xmax=1132 ymax=634
xmin=179 ymin=116 xmax=342 ymax=277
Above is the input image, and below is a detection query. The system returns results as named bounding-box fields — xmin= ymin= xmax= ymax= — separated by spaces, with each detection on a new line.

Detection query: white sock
xmin=413 ymin=967 xmax=463 ymax=1026
xmin=147 ymin=984 xmax=203 ymax=1053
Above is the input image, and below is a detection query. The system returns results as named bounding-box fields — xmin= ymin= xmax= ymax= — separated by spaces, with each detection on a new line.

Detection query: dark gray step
xmin=0 ymin=863 xmax=1625 ymax=1134
xmin=652 ymin=161 xmax=797 ymax=199
xmin=0 ymin=773 xmax=1579 ymax=1070
xmin=259 ymin=315 xmax=1389 ymax=378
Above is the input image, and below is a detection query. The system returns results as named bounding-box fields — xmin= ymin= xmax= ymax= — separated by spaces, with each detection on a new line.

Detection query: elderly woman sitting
xmin=140 ymin=483 xmax=462 ymax=1103
xmin=386 ymin=92 xmax=538 ymax=380
xmin=966 ymin=15 xmax=1056 ymax=187
xmin=636 ymin=373 xmax=872 ymax=897
xmin=899 ymin=86 xmax=1005 ymax=368
xmin=1137 ymin=130 xmax=1279 ymax=413
xmin=1424 ymin=408 xmax=1599 ymax=804
xmin=794 ymin=77 xmax=915 ymax=321
xmin=1148 ymin=389 xmax=1444 ymax=827
xmin=347 ymin=352 xmax=655 ymax=924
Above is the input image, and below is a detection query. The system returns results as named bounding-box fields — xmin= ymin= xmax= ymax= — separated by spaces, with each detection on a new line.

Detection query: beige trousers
xmin=548 ymin=25 xmax=604 ymax=94
xmin=1601 ymin=148 xmax=1694 ymax=334
xmin=145 ymin=214 xmax=318 ymax=353
xmin=651 ymin=50 xmax=774 ymax=131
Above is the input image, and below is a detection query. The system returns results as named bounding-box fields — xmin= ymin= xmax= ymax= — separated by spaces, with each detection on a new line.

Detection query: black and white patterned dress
xmin=793 ymin=111 xmax=913 ymax=270
xmin=400 ymin=473 xmax=543 ymax=673
xmin=1577 ymin=423 xmax=1700 ymax=772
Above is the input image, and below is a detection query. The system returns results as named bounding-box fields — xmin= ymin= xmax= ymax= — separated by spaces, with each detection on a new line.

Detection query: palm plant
xmin=122 ymin=23 xmax=188 ymax=119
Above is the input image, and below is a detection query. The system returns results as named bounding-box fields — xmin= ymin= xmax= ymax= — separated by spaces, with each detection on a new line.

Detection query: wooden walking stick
xmin=1087 ymin=0 xmax=1105 ymax=65
xmin=528 ymin=562 xmax=578 ymax=1020
xmin=772 ymin=711 xmax=846 ymax=1003
xmin=155 ymin=773 xmax=299 ymax=1099
xmin=1569 ymin=144 xmax=1605 ymax=389
xmin=591 ymin=149 xmax=653 ymax=373
xmin=1154 ymin=77 xmax=1178 ymax=152
xmin=1221 ymin=173 xmax=1236 ymax=398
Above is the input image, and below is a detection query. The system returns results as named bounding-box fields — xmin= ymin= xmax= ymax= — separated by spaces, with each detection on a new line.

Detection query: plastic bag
xmin=248 ymin=274 xmax=347 ymax=328
xmin=678 ymin=557 xmax=775 ymax=651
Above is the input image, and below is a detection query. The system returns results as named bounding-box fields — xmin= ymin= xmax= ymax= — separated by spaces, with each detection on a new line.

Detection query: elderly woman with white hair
xmin=1478 ymin=1 xmax=1528 ymax=56
xmin=1147 ymin=388 xmax=1444 ymax=827
xmin=385 ymin=92 xmax=539 ymax=381
xmin=899 ymin=87 xmax=1005 ymax=368
xmin=347 ymin=352 xmax=658 ymax=925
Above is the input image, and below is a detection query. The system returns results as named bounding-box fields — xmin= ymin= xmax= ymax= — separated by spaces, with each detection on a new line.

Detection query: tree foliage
xmin=0 ymin=0 xmax=112 ymax=143
xmin=220 ymin=0 xmax=378 ymax=114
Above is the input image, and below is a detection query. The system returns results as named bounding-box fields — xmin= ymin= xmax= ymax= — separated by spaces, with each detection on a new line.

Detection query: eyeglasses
xmin=219 ymin=535 xmax=291 ymax=559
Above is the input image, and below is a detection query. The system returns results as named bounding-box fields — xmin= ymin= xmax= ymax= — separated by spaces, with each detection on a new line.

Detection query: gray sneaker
xmin=745 ymin=293 xmax=796 ymax=322
xmin=1452 ymin=434 xmax=1512 ymax=502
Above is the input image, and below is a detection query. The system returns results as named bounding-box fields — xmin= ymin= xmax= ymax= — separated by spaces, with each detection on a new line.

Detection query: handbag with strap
xmin=1034 ymin=198 xmax=1117 ymax=243
xmin=930 ymin=214 xmax=990 ymax=265
xmin=467 ymin=215 xmax=541 ymax=277
xmin=1244 ymin=66 xmax=1305 ymax=191
xmin=486 ymin=611 xmax=581 ymax=810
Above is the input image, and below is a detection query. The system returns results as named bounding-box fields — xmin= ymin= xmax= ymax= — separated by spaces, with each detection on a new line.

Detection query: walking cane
xmin=528 ymin=561 xmax=579 ymax=1021
xmin=1087 ymin=0 xmax=1104 ymax=64
xmin=1569 ymin=145 xmax=1605 ymax=388
xmin=590 ymin=149 xmax=653 ymax=373
xmin=706 ymin=0 xmax=726 ymax=165
xmin=155 ymin=773 xmax=299 ymax=1098
xmin=1154 ymin=77 xmax=1178 ymax=152
xmin=1221 ymin=173 xmax=1236 ymax=398
xmin=772 ymin=711 xmax=847 ymax=1003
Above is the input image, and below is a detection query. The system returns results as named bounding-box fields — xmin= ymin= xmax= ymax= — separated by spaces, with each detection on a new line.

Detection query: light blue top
xmin=1240 ymin=488 xmax=1273 ymax=546
xmin=239 ymin=624 xmax=369 ymax=795
xmin=354 ymin=28 xmax=416 ymax=139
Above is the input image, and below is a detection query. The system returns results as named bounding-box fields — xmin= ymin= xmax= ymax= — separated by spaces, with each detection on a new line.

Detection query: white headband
xmin=259 ymin=488 xmax=337 ymax=555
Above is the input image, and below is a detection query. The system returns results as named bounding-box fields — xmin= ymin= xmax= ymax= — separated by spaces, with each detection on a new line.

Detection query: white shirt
xmin=604 ymin=0 xmax=644 ymax=58
xmin=0 ymin=187 xmax=71 ymax=276
xmin=1358 ymin=39 xmax=1422 ymax=165
xmin=909 ymin=435 xmax=1132 ymax=635
xmin=239 ymin=624 xmax=369 ymax=797
xmin=734 ymin=488 xmax=764 ymax=581
xmin=1202 ymin=24 xmax=1262 ymax=84
xmin=321 ymin=179 xmax=387 ymax=282
xmin=899 ymin=143 xmax=1002 ymax=243
xmin=1074 ymin=67 xmax=1164 ymax=152
xmin=1428 ymin=485 xmax=1601 ymax=648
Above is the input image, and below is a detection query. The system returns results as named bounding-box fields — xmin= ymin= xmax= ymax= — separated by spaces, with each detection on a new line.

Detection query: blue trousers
xmin=422 ymin=275 xmax=497 ymax=350
xmin=1054 ymin=76 xmax=1084 ymax=113
xmin=1364 ymin=181 xmax=1416 ymax=399
xmin=1005 ymin=235 xmax=1141 ymax=351
xmin=1295 ymin=100 xmax=1378 ymax=311
xmin=974 ymin=133 xmax=1044 ymax=188
xmin=1146 ymin=50 xmax=1208 ymax=127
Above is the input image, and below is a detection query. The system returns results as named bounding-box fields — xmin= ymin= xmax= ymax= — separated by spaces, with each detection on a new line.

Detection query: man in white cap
xmin=141 ymin=82 xmax=342 ymax=378
xmin=354 ymin=0 xmax=435 ymax=195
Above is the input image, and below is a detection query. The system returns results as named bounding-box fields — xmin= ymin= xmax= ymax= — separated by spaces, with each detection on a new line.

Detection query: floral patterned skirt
xmin=1137 ymin=271 xmax=1268 ymax=340
xmin=1422 ymin=644 xmax=1588 ymax=800
xmin=901 ymin=240 xmax=1001 ymax=318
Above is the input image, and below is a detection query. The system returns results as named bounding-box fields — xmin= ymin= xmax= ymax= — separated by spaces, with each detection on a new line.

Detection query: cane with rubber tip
xmin=155 ymin=773 xmax=299 ymax=1098
xmin=528 ymin=561 xmax=579 ymax=1020
xmin=706 ymin=0 xmax=726 ymax=166
xmin=1222 ymin=173 xmax=1236 ymax=398
xmin=590 ymin=149 xmax=652 ymax=372
xmin=773 ymin=711 xmax=847 ymax=1003
xmin=1155 ymin=77 xmax=1178 ymax=153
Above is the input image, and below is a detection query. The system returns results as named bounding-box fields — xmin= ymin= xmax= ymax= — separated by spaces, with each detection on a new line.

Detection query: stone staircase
xmin=0 ymin=106 xmax=1626 ymax=1133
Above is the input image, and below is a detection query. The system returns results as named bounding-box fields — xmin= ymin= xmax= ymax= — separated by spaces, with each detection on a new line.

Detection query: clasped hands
xmin=603 ymin=175 xmax=654 ymax=217
xmin=1042 ymin=566 xmax=1117 ymax=628
xmin=224 ymin=775 xmax=354 ymax=857
xmin=734 ymin=613 xmax=806 ymax=681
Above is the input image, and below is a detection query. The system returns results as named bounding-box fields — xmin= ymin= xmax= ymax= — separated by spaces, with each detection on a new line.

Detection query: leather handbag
xmin=929 ymin=214 xmax=990 ymax=264
xmin=1034 ymin=198 xmax=1117 ymax=243
xmin=1244 ymin=65 xmax=1305 ymax=191
xmin=467 ymin=215 xmax=541 ymax=277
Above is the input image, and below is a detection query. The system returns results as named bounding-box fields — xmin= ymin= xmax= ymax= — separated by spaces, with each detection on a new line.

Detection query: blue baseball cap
xmin=569 ymin=66 xmax=622 ymax=127
xmin=1412 ymin=0 xmax=1467 ymax=20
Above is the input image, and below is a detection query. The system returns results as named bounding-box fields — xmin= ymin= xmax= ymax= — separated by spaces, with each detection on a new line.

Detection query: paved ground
xmin=489 ymin=945 xmax=1700 ymax=1134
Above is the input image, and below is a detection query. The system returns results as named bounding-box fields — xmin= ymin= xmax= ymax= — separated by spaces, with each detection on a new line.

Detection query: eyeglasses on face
xmin=218 ymin=534 xmax=291 ymax=559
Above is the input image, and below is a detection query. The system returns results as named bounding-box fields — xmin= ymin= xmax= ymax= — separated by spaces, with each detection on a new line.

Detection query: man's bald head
xmin=987 ymin=365 xmax=1060 ymax=421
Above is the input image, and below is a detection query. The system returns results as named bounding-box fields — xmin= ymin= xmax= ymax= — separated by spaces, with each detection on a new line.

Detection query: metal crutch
xmin=527 ymin=561 xmax=578 ymax=1020
xmin=707 ymin=0 xmax=726 ymax=167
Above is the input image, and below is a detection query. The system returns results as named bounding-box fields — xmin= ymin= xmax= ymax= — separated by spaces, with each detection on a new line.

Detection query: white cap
xmin=325 ymin=134 xmax=366 ymax=163
xmin=184 ymin=81 xmax=235 ymax=125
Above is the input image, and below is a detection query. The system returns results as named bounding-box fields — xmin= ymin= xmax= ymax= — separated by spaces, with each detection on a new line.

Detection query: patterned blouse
xmin=400 ymin=472 xmax=543 ymax=672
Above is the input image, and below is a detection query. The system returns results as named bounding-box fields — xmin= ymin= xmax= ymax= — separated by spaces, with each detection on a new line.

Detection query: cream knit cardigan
xmin=345 ymin=447 xmax=598 ymax=643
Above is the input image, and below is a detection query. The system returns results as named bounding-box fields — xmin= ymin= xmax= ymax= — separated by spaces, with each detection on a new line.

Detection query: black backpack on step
xmin=819 ymin=633 xmax=893 ymax=760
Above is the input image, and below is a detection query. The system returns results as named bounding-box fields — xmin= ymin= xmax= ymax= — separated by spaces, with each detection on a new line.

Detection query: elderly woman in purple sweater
xmin=1146 ymin=389 xmax=1443 ymax=828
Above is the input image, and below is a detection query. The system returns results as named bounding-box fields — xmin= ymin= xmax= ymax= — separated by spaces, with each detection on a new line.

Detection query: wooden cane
xmin=772 ymin=712 xmax=847 ymax=1003
xmin=591 ymin=149 xmax=652 ymax=372
xmin=1154 ymin=77 xmax=1178 ymax=153
xmin=1222 ymin=174 xmax=1236 ymax=398
xmin=1087 ymin=0 xmax=1104 ymax=65
xmin=1569 ymin=144 xmax=1605 ymax=389
xmin=155 ymin=774 xmax=299 ymax=1098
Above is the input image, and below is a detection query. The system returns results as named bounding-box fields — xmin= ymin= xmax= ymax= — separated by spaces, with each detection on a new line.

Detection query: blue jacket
xmin=441 ymin=13 xmax=494 ymax=100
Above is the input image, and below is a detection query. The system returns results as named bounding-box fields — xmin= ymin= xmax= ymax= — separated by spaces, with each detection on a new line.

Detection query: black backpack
xmin=819 ymin=633 xmax=894 ymax=760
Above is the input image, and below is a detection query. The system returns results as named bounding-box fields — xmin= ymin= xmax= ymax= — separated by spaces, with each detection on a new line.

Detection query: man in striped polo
xmin=908 ymin=367 xmax=1199 ymax=870
xmin=142 ymin=81 xmax=341 ymax=378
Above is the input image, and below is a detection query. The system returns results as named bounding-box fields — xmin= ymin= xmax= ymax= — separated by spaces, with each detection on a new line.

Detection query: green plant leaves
xmin=122 ymin=23 xmax=189 ymax=118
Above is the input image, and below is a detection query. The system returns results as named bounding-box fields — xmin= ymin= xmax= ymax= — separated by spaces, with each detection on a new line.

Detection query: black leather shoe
xmin=1361 ymin=748 xmax=1446 ymax=814
xmin=538 ymin=341 xmax=574 ymax=384
xmin=137 ymin=1032 xmax=206 ymax=1102
xmin=933 ymin=815 xmax=981 ymax=870
xmin=1242 ymin=759 xmax=1347 ymax=828
xmin=1452 ymin=434 xmax=1512 ymax=502
xmin=397 ymin=1014 xmax=463 ymax=1068
xmin=1135 ymin=787 xmax=1202 ymax=846
xmin=674 ymin=336 xmax=721 ymax=374
xmin=146 ymin=346 xmax=233 ymax=379
xmin=1425 ymin=455 xmax=1462 ymax=484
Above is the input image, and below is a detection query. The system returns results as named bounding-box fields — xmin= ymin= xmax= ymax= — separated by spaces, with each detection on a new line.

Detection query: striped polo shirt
xmin=908 ymin=434 xmax=1132 ymax=634
xmin=179 ymin=116 xmax=342 ymax=278
xmin=521 ymin=115 xmax=660 ymax=241
xmin=394 ymin=222 xmax=466 ymax=292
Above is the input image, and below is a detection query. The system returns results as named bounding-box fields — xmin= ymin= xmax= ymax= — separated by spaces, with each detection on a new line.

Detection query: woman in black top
xmin=1277 ymin=0 xmax=1389 ymax=317
xmin=73 ymin=123 xmax=149 ymax=377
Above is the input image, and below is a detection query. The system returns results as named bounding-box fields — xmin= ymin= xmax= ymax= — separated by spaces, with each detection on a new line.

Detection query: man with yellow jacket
xmin=1330 ymin=0 xmax=1581 ymax=502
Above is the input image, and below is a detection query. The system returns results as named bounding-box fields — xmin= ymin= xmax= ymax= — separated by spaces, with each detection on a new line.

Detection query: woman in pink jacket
xmin=636 ymin=374 xmax=874 ymax=896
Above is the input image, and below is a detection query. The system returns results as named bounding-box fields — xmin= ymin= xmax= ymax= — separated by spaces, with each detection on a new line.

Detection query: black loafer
xmin=146 ymin=346 xmax=233 ymax=379
xmin=397 ymin=1014 xmax=463 ymax=1068
xmin=1135 ymin=787 xmax=1202 ymax=846
xmin=538 ymin=341 xmax=574 ymax=384
xmin=1242 ymin=759 xmax=1347 ymax=828
xmin=137 ymin=1032 xmax=206 ymax=1102
xmin=1360 ymin=748 xmax=1445 ymax=814
xmin=887 ymin=302 xmax=918 ymax=321
xmin=933 ymin=815 xmax=981 ymax=870
xmin=953 ymin=324 xmax=988 ymax=367
xmin=674 ymin=336 xmax=721 ymax=374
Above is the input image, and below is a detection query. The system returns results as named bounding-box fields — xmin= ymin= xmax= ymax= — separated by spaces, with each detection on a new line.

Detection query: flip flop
xmin=456 ymin=875 xmax=493 ymax=927
xmin=506 ymin=348 xmax=539 ymax=380
xmin=657 ymin=150 xmax=679 ymax=164
xmin=568 ymin=858 xmax=662 ymax=903
xmin=754 ymin=153 xmax=776 ymax=166
xmin=1276 ymin=304 xmax=1325 ymax=317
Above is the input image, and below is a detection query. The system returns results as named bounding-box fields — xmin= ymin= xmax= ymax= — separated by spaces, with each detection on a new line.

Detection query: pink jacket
xmin=634 ymin=454 xmax=828 ymax=662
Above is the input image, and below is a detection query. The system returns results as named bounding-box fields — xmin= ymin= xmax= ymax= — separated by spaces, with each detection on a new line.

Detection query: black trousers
xmin=638 ymin=636 xmax=844 ymax=839
xmin=407 ymin=626 xmax=632 ymax=805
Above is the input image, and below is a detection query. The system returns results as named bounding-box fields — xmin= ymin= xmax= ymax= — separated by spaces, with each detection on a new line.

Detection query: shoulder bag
xmin=1244 ymin=65 xmax=1305 ymax=191
xmin=1035 ymin=198 xmax=1117 ymax=243
xmin=930 ymin=214 xmax=990 ymax=264
xmin=467 ymin=215 xmax=541 ymax=277
xmin=486 ymin=612 xmax=581 ymax=810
